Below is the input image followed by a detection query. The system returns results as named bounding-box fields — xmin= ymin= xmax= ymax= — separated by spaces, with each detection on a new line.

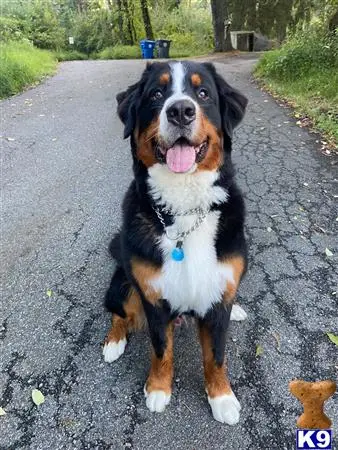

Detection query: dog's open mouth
xmin=154 ymin=138 xmax=208 ymax=173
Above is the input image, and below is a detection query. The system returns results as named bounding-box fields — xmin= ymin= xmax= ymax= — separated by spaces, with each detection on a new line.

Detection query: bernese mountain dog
xmin=103 ymin=61 xmax=248 ymax=425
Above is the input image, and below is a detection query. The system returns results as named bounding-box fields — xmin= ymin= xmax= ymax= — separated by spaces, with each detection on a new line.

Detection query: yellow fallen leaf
xmin=255 ymin=344 xmax=263 ymax=357
xmin=325 ymin=248 xmax=333 ymax=257
xmin=46 ymin=289 xmax=53 ymax=298
xmin=326 ymin=333 xmax=338 ymax=346
xmin=0 ymin=407 xmax=6 ymax=416
xmin=32 ymin=389 xmax=45 ymax=406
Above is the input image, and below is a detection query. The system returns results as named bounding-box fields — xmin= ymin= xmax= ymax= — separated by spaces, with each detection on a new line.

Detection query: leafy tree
xmin=27 ymin=0 xmax=65 ymax=49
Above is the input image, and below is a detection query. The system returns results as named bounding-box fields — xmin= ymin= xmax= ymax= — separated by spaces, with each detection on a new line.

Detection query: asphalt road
xmin=1 ymin=57 xmax=337 ymax=450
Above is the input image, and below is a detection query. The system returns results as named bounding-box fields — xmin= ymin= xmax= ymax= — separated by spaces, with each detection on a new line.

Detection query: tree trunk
xmin=140 ymin=0 xmax=154 ymax=40
xmin=122 ymin=0 xmax=135 ymax=45
xmin=329 ymin=9 xmax=338 ymax=32
xmin=211 ymin=0 xmax=233 ymax=52
xmin=115 ymin=0 xmax=125 ymax=43
xmin=224 ymin=22 xmax=233 ymax=51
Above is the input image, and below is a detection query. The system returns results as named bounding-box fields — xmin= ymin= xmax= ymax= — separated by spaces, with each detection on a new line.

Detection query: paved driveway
xmin=1 ymin=57 xmax=337 ymax=449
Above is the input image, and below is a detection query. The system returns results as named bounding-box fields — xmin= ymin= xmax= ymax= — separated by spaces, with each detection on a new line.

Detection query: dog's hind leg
xmin=103 ymin=267 xmax=144 ymax=363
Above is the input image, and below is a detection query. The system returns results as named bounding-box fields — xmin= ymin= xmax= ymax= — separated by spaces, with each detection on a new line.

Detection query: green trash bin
xmin=156 ymin=39 xmax=171 ymax=58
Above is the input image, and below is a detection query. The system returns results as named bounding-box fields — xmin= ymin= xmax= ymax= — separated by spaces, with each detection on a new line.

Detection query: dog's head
xmin=116 ymin=61 xmax=247 ymax=174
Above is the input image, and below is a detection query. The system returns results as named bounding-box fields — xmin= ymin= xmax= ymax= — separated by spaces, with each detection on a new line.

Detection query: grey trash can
xmin=156 ymin=39 xmax=171 ymax=58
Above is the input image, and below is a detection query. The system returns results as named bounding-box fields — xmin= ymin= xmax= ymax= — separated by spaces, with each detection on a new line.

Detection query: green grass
xmin=254 ymin=31 xmax=338 ymax=143
xmin=95 ymin=38 xmax=212 ymax=60
xmin=95 ymin=45 xmax=141 ymax=60
xmin=54 ymin=49 xmax=88 ymax=61
xmin=0 ymin=41 xmax=57 ymax=98
xmin=163 ymin=32 xmax=212 ymax=58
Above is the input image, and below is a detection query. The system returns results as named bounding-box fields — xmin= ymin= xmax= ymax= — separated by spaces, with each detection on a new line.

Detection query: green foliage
xmin=152 ymin=1 xmax=213 ymax=55
xmin=95 ymin=45 xmax=141 ymax=59
xmin=54 ymin=50 xmax=88 ymax=61
xmin=168 ymin=33 xmax=212 ymax=57
xmin=72 ymin=10 xmax=115 ymax=54
xmin=255 ymin=26 xmax=338 ymax=141
xmin=0 ymin=41 xmax=56 ymax=98
xmin=0 ymin=17 xmax=26 ymax=42
xmin=26 ymin=0 xmax=65 ymax=49
xmin=255 ymin=27 xmax=338 ymax=80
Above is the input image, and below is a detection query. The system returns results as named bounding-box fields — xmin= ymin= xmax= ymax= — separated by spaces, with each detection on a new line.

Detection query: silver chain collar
xmin=153 ymin=206 xmax=209 ymax=242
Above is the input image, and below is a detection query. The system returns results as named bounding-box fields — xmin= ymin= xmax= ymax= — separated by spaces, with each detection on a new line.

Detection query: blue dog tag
xmin=171 ymin=241 xmax=184 ymax=261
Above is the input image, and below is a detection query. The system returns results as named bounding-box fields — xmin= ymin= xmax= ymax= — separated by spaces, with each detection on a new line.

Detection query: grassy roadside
xmin=254 ymin=33 xmax=338 ymax=146
xmin=0 ymin=40 xmax=211 ymax=99
xmin=93 ymin=42 xmax=212 ymax=60
xmin=0 ymin=41 xmax=57 ymax=98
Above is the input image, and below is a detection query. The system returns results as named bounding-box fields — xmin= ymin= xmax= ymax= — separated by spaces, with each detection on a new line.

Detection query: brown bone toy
xmin=289 ymin=379 xmax=336 ymax=429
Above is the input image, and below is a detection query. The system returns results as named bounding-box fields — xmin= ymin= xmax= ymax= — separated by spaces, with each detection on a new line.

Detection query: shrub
xmin=152 ymin=2 xmax=213 ymax=57
xmin=254 ymin=25 xmax=338 ymax=141
xmin=0 ymin=41 xmax=56 ymax=98
xmin=26 ymin=0 xmax=65 ymax=50
xmin=0 ymin=17 xmax=26 ymax=42
xmin=96 ymin=45 xmax=141 ymax=60
xmin=54 ymin=50 xmax=88 ymax=61
xmin=166 ymin=32 xmax=212 ymax=58
xmin=72 ymin=10 xmax=115 ymax=54
xmin=256 ymin=27 xmax=338 ymax=81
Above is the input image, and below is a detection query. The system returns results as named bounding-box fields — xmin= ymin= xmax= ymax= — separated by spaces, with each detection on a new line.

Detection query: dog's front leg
xmin=198 ymin=303 xmax=241 ymax=425
xmin=130 ymin=258 xmax=174 ymax=412
xmin=143 ymin=300 xmax=173 ymax=413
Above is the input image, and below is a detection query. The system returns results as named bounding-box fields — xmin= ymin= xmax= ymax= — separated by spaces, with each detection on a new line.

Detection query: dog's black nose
xmin=166 ymin=100 xmax=196 ymax=127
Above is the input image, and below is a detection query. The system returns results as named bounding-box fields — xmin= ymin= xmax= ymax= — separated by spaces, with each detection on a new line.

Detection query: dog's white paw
xmin=230 ymin=304 xmax=247 ymax=321
xmin=144 ymin=387 xmax=171 ymax=413
xmin=208 ymin=391 xmax=241 ymax=425
xmin=102 ymin=338 xmax=127 ymax=363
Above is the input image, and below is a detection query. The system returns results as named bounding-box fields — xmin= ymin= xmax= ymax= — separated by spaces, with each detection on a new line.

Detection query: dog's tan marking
xmin=191 ymin=73 xmax=202 ymax=86
xmin=104 ymin=288 xmax=145 ymax=346
xmin=199 ymin=324 xmax=232 ymax=398
xmin=159 ymin=72 xmax=170 ymax=85
xmin=221 ymin=255 xmax=245 ymax=304
xmin=196 ymin=115 xmax=223 ymax=172
xmin=146 ymin=323 xmax=174 ymax=395
xmin=136 ymin=118 xmax=160 ymax=168
xmin=131 ymin=257 xmax=161 ymax=304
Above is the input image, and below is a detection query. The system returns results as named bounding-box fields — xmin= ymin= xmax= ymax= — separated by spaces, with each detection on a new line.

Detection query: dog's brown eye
xmin=152 ymin=90 xmax=163 ymax=101
xmin=198 ymin=88 xmax=209 ymax=100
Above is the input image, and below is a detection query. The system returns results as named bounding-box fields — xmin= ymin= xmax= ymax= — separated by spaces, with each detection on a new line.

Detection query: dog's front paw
xmin=230 ymin=304 xmax=247 ymax=321
xmin=144 ymin=386 xmax=171 ymax=413
xmin=102 ymin=338 xmax=127 ymax=363
xmin=208 ymin=391 xmax=241 ymax=425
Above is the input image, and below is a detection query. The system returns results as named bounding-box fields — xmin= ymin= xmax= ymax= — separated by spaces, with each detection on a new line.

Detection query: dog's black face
xmin=117 ymin=61 xmax=247 ymax=173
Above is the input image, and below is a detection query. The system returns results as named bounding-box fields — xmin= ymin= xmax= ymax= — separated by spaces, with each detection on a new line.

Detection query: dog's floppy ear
xmin=116 ymin=82 xmax=139 ymax=139
xmin=116 ymin=63 xmax=153 ymax=139
xmin=204 ymin=63 xmax=248 ymax=139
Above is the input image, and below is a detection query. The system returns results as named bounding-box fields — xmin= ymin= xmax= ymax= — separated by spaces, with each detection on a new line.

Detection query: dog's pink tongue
xmin=166 ymin=143 xmax=196 ymax=173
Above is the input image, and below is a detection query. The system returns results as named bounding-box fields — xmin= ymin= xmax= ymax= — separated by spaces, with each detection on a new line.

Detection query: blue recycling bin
xmin=140 ymin=39 xmax=156 ymax=59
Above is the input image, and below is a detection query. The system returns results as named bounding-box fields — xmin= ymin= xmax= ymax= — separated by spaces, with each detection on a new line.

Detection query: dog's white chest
xmin=151 ymin=212 xmax=234 ymax=317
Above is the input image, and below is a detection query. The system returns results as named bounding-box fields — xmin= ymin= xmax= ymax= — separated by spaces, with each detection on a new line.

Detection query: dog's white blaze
xmin=148 ymin=164 xmax=232 ymax=317
xmin=159 ymin=62 xmax=201 ymax=145
xmin=170 ymin=61 xmax=185 ymax=94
